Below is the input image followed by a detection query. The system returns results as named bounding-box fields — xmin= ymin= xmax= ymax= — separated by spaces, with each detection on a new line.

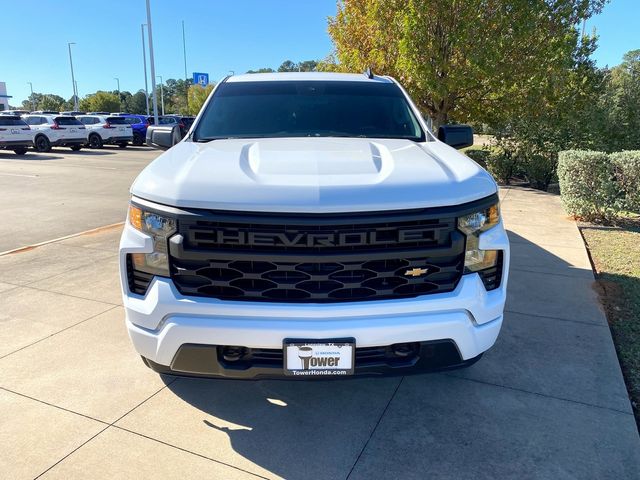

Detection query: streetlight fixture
xmin=27 ymin=82 xmax=35 ymax=112
xmin=146 ymin=0 xmax=159 ymax=125
xmin=67 ymin=42 xmax=78 ymax=111
xmin=141 ymin=24 xmax=150 ymax=116
xmin=157 ymin=75 xmax=164 ymax=116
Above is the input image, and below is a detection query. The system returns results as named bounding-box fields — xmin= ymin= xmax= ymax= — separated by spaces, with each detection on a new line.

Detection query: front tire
xmin=70 ymin=145 xmax=82 ymax=151
xmin=88 ymin=134 xmax=103 ymax=149
xmin=13 ymin=147 xmax=28 ymax=155
xmin=34 ymin=135 xmax=51 ymax=152
xmin=132 ymin=133 xmax=143 ymax=146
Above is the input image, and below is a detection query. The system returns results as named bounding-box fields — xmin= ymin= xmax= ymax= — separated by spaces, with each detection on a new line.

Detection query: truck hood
xmin=131 ymin=138 xmax=497 ymax=213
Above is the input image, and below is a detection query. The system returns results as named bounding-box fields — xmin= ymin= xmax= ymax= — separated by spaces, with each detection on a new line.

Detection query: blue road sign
xmin=193 ymin=72 xmax=209 ymax=86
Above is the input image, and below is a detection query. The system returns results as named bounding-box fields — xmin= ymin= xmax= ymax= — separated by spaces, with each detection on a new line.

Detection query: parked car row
xmin=0 ymin=110 xmax=195 ymax=155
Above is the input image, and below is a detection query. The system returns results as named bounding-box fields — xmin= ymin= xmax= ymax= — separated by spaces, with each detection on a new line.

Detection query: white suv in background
xmin=0 ymin=115 xmax=33 ymax=155
xmin=22 ymin=115 xmax=88 ymax=152
xmin=76 ymin=115 xmax=133 ymax=149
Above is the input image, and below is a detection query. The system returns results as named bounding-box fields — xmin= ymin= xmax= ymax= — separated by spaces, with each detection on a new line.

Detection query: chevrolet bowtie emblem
xmin=404 ymin=267 xmax=429 ymax=277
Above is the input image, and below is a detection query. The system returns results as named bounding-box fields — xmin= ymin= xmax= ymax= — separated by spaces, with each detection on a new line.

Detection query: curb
xmin=0 ymin=222 xmax=124 ymax=256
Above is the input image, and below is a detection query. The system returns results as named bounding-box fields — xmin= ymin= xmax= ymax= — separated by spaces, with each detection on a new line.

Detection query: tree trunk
xmin=430 ymin=109 xmax=449 ymax=132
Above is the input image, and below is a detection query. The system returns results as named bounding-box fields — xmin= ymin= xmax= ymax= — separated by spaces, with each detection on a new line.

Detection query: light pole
xmin=157 ymin=75 xmax=164 ymax=115
xmin=114 ymin=77 xmax=120 ymax=111
xmin=27 ymin=82 xmax=35 ymax=112
xmin=146 ymin=0 xmax=159 ymax=125
xmin=141 ymin=24 xmax=150 ymax=116
xmin=67 ymin=42 xmax=78 ymax=111
xmin=182 ymin=20 xmax=188 ymax=112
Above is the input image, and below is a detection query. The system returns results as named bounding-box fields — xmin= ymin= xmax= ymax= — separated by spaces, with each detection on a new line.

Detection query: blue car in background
xmin=119 ymin=114 xmax=149 ymax=146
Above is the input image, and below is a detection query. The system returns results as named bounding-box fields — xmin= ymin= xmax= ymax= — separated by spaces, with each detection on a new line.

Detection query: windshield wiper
xmin=194 ymin=136 xmax=239 ymax=142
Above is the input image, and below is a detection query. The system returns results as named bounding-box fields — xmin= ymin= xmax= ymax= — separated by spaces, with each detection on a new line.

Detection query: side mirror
xmin=437 ymin=124 xmax=473 ymax=149
xmin=146 ymin=125 xmax=181 ymax=150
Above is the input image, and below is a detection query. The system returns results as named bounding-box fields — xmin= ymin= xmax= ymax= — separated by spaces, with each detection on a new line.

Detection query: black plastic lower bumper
xmin=53 ymin=139 xmax=86 ymax=146
xmin=0 ymin=140 xmax=33 ymax=148
xmin=106 ymin=136 xmax=133 ymax=143
xmin=142 ymin=340 xmax=482 ymax=380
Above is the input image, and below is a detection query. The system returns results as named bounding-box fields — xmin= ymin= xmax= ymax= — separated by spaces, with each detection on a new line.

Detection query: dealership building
xmin=0 ymin=82 xmax=11 ymax=111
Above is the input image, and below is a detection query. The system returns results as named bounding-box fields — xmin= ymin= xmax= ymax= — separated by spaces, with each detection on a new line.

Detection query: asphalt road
xmin=0 ymin=145 xmax=159 ymax=252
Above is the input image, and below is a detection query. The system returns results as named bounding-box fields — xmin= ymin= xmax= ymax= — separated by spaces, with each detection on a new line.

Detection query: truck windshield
xmin=193 ymin=80 xmax=425 ymax=142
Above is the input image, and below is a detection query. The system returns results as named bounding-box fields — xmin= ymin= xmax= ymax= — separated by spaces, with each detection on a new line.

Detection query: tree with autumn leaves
xmin=326 ymin=0 xmax=607 ymax=129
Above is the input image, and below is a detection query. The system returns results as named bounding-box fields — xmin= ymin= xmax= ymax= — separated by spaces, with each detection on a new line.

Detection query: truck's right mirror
xmin=437 ymin=124 xmax=473 ymax=149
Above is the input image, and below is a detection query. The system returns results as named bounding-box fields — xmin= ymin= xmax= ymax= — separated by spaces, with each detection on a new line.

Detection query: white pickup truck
xmin=120 ymin=72 xmax=509 ymax=379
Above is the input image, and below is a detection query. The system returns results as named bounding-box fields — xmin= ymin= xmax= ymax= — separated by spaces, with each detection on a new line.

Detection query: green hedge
xmin=557 ymin=150 xmax=640 ymax=223
xmin=610 ymin=151 xmax=640 ymax=212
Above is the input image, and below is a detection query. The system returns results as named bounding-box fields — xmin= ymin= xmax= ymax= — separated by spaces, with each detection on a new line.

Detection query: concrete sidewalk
xmin=0 ymin=187 xmax=638 ymax=479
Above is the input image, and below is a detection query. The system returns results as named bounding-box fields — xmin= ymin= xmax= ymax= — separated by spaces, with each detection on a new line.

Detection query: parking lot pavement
xmin=0 ymin=146 xmax=159 ymax=253
xmin=1 ymin=187 xmax=639 ymax=479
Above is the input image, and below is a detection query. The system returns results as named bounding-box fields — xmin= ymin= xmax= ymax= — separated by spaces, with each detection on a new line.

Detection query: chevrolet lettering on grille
xmin=202 ymin=229 xmax=436 ymax=247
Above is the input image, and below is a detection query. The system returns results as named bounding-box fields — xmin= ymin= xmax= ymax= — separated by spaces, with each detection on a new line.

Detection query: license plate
xmin=283 ymin=339 xmax=355 ymax=377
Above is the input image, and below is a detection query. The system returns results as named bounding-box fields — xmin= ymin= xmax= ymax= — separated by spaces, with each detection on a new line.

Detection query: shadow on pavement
xmin=0 ymin=149 xmax=117 ymax=160
xmin=133 ymin=227 xmax=636 ymax=478
xmin=55 ymin=148 xmax=116 ymax=156
xmin=162 ymin=375 xmax=400 ymax=479
xmin=0 ymin=152 xmax=62 ymax=161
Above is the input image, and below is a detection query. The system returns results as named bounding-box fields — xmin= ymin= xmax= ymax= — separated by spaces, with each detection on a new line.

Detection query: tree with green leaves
xmin=277 ymin=60 xmax=319 ymax=72
xmin=187 ymin=84 xmax=214 ymax=115
xmin=125 ymin=91 xmax=149 ymax=115
xmin=599 ymin=50 xmax=640 ymax=151
xmin=327 ymin=0 xmax=607 ymax=129
xmin=21 ymin=93 xmax=66 ymax=112
xmin=247 ymin=67 xmax=276 ymax=74
xmin=79 ymin=91 xmax=120 ymax=113
xmin=278 ymin=60 xmax=297 ymax=72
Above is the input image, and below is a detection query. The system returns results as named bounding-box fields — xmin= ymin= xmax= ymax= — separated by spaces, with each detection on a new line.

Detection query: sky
xmin=1 ymin=0 xmax=638 ymax=106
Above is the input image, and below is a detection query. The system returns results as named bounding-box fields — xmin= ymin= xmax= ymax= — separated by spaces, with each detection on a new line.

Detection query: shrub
xmin=610 ymin=151 xmax=640 ymax=213
xmin=485 ymin=150 xmax=519 ymax=185
xmin=520 ymin=152 xmax=558 ymax=191
xmin=557 ymin=150 xmax=620 ymax=223
xmin=464 ymin=148 xmax=490 ymax=169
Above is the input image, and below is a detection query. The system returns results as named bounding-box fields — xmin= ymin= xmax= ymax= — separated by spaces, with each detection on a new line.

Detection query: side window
xmin=25 ymin=117 xmax=39 ymax=125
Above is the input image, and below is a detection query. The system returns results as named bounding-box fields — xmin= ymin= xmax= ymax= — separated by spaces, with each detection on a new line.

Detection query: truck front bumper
xmin=120 ymin=220 xmax=510 ymax=379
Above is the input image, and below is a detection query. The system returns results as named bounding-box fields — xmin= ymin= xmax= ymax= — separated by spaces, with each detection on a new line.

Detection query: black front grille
xmin=167 ymin=206 xmax=471 ymax=303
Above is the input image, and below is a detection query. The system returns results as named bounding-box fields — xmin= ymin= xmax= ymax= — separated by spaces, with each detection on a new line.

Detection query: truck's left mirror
xmin=146 ymin=125 xmax=179 ymax=150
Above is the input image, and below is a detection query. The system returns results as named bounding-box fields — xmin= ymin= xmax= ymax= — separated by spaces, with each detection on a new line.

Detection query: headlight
xmin=458 ymin=204 xmax=500 ymax=236
xmin=128 ymin=204 xmax=176 ymax=277
xmin=458 ymin=203 xmax=502 ymax=289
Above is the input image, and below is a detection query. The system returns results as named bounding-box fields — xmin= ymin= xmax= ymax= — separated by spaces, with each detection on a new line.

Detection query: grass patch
xmin=580 ymin=216 xmax=640 ymax=422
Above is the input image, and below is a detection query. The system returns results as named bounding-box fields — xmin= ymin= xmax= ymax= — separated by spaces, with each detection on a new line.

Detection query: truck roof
xmin=226 ymin=72 xmax=393 ymax=83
